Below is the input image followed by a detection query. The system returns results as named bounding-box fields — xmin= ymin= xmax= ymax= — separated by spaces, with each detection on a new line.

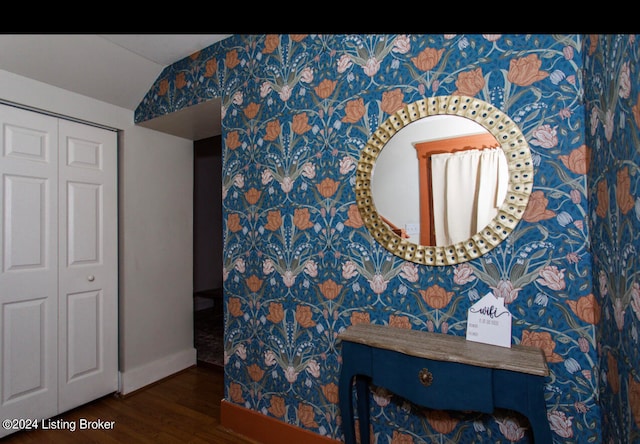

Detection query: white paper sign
xmin=466 ymin=292 xmax=512 ymax=348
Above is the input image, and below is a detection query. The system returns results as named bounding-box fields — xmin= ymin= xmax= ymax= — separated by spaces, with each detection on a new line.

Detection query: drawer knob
xmin=418 ymin=368 xmax=433 ymax=386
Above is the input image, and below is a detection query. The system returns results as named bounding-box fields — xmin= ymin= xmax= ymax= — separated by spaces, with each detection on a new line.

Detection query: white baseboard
xmin=118 ymin=347 xmax=197 ymax=395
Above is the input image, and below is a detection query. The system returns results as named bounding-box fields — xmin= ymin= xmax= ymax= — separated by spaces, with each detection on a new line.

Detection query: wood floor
xmin=2 ymin=365 xmax=257 ymax=444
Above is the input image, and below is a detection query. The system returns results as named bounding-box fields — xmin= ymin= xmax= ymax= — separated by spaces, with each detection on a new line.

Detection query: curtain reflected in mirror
xmin=431 ymin=145 xmax=508 ymax=245
xmin=371 ymin=115 xmax=509 ymax=247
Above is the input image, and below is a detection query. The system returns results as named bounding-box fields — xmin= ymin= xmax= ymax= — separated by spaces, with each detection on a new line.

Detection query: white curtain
xmin=431 ymin=148 xmax=508 ymax=245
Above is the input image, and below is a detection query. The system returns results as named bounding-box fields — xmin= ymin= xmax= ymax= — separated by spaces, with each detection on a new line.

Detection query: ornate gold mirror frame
xmin=355 ymin=95 xmax=534 ymax=266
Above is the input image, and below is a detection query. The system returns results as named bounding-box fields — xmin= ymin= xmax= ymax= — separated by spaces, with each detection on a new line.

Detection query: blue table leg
xmin=525 ymin=378 xmax=552 ymax=444
xmin=355 ymin=377 xmax=370 ymax=444
xmin=340 ymin=341 xmax=374 ymax=444
xmin=493 ymin=370 xmax=552 ymax=443
xmin=339 ymin=369 xmax=356 ymax=444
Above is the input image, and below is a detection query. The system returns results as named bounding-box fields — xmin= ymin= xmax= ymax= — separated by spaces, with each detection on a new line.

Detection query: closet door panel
xmin=66 ymin=290 xmax=101 ymax=380
xmin=2 ymin=299 xmax=49 ymax=400
xmin=0 ymin=105 xmax=58 ymax=436
xmin=57 ymin=119 xmax=117 ymax=413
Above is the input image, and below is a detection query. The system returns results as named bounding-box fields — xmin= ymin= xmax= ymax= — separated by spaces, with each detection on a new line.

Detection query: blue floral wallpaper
xmin=584 ymin=34 xmax=640 ymax=444
xmin=134 ymin=34 xmax=640 ymax=443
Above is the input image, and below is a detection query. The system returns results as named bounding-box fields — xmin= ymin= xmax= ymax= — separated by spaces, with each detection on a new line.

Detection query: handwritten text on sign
xmin=466 ymin=292 xmax=512 ymax=348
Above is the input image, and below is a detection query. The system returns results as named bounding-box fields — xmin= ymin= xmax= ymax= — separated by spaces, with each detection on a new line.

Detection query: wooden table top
xmin=339 ymin=323 xmax=549 ymax=377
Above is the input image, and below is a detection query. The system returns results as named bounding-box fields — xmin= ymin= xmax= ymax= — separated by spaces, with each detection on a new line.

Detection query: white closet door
xmin=57 ymin=119 xmax=118 ymax=412
xmin=0 ymin=105 xmax=59 ymax=433
xmin=0 ymin=105 xmax=118 ymax=437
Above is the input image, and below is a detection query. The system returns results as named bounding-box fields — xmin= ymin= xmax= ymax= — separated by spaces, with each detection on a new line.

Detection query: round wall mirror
xmin=355 ymin=95 xmax=534 ymax=266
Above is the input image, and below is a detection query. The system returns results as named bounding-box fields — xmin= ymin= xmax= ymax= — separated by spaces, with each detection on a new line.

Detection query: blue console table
xmin=338 ymin=324 xmax=551 ymax=443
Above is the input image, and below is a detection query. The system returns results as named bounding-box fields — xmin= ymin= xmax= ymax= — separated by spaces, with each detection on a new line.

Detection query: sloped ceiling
xmin=0 ymin=34 xmax=231 ymax=140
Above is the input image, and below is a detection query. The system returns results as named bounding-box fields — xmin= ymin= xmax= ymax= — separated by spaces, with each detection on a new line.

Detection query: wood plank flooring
xmin=2 ymin=365 xmax=257 ymax=444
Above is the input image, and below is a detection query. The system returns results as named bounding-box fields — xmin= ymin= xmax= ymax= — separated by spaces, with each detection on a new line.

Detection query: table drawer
xmin=371 ymin=348 xmax=494 ymax=413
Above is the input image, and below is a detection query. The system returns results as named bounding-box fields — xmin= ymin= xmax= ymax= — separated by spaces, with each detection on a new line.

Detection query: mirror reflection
xmin=355 ymin=95 xmax=534 ymax=266
xmin=372 ymin=116 xmax=509 ymax=246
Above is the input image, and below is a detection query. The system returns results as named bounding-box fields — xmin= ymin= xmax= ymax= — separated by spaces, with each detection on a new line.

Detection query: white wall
xmin=118 ymin=127 xmax=195 ymax=393
xmin=0 ymin=69 xmax=196 ymax=394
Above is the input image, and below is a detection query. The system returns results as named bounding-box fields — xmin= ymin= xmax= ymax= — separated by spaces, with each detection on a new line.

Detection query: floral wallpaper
xmin=133 ymin=34 xmax=638 ymax=443
xmin=584 ymin=34 xmax=640 ymax=444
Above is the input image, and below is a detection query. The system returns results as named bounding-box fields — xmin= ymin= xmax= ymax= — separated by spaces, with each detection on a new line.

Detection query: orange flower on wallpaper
xmin=243 ymin=102 xmax=260 ymax=119
xmin=321 ymin=382 xmax=340 ymax=404
xmin=245 ymin=188 xmax=261 ymax=205
xmin=190 ymin=51 xmax=201 ymax=61
xmin=344 ymin=204 xmax=364 ymax=229
xmin=263 ymin=35 xmax=280 ymax=54
xmin=317 ymin=178 xmax=339 ymax=198
xmin=633 ymin=93 xmax=640 ymax=129
xmin=292 ymin=112 xmax=312 ymax=135
xmin=175 ymin=72 xmax=187 ymax=90
xmin=596 ymin=179 xmax=609 ymax=218
xmin=290 ymin=34 xmax=308 ymax=42
xmin=269 ymin=398 xmax=294 ymax=422
xmin=588 ymin=35 xmax=599 ymax=56
xmin=225 ymin=49 xmax=240 ymax=70
xmin=425 ymin=410 xmax=458 ymax=434
xmin=419 ymin=284 xmax=454 ymax=309
xmin=295 ymin=305 xmax=316 ymax=328
xmin=522 ymin=190 xmax=556 ymax=222
xmin=559 ymin=145 xmax=591 ymax=175
xmin=265 ymin=210 xmax=282 ymax=231
xmin=248 ymin=363 xmax=265 ymax=382
xmin=293 ymin=208 xmax=314 ymax=230
xmin=315 ymin=79 xmax=337 ymax=99
xmin=157 ymin=79 xmax=169 ymax=96
xmin=228 ymin=297 xmax=244 ymax=317
xmin=607 ymin=351 xmax=620 ymax=394
xmin=264 ymin=119 xmax=281 ymax=141
xmin=566 ymin=294 xmax=601 ymax=325
xmin=246 ymin=275 xmax=263 ymax=293
xmin=389 ymin=314 xmax=412 ymax=329
xmin=342 ymin=98 xmax=366 ymax=123
xmin=381 ymin=89 xmax=405 ymax=115
xmin=204 ymin=58 xmax=217 ymax=77
xmin=268 ymin=396 xmax=286 ymax=418
xmin=298 ymin=403 xmax=318 ymax=428
xmin=411 ymin=47 xmax=444 ymax=72
xmin=454 ymin=67 xmax=485 ymax=97
xmin=629 ymin=375 xmax=640 ymax=427
xmin=521 ymin=330 xmax=563 ymax=363
xmin=390 ymin=431 xmax=414 ymax=444
xmin=229 ymin=382 xmax=244 ymax=403
xmin=266 ymin=302 xmax=284 ymax=323
xmin=227 ymin=213 xmax=242 ymax=233
xmin=350 ymin=312 xmax=370 ymax=325
xmin=226 ymin=130 xmax=241 ymax=150
xmin=319 ymin=279 xmax=343 ymax=300
xmin=617 ymin=167 xmax=635 ymax=215
xmin=507 ymin=54 xmax=549 ymax=86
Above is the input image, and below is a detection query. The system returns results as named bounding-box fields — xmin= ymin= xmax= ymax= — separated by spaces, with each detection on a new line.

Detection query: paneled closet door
xmin=57 ymin=119 xmax=118 ymax=413
xmin=0 ymin=105 xmax=59 ymax=432
xmin=0 ymin=105 xmax=118 ymax=436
